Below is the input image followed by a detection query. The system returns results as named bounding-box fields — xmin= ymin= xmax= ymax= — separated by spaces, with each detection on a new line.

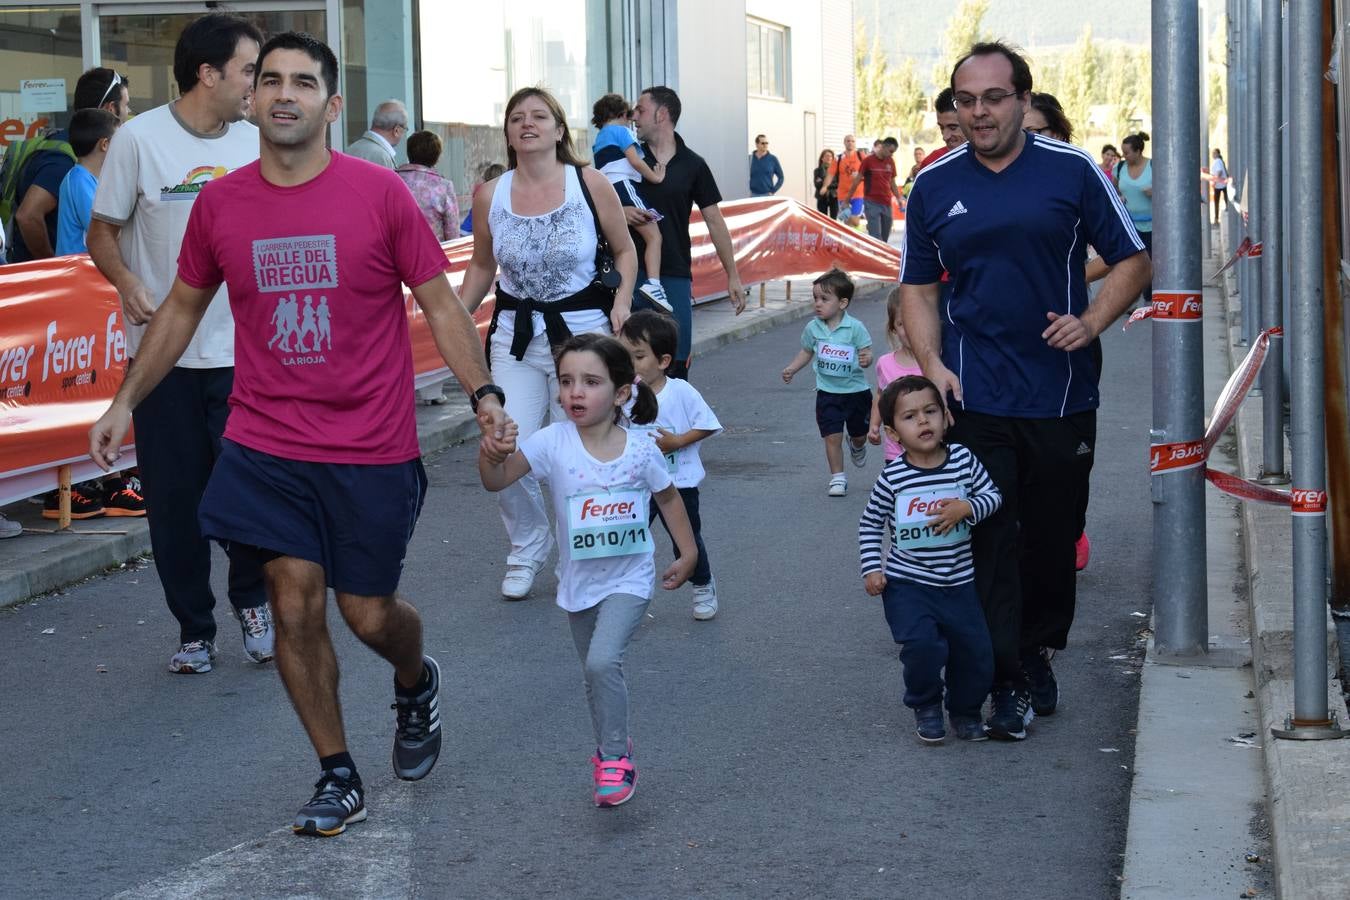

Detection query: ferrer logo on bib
xmin=815 ymin=340 xmax=857 ymax=377
xmin=567 ymin=489 xmax=652 ymax=560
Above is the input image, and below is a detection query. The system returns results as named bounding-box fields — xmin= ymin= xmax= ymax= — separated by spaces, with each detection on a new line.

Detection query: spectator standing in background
xmin=396 ymin=130 xmax=459 ymax=241
xmin=56 ymin=109 xmax=121 ymax=256
xmin=347 ymin=100 xmax=407 ymax=169
xmin=1210 ymin=148 xmax=1228 ymax=224
xmin=836 ymin=134 xmax=867 ymax=227
xmin=1101 ymin=144 xmax=1120 ymax=181
xmin=844 ymin=136 xmax=902 ymax=242
xmin=749 ymin=134 xmax=784 ymax=196
xmin=813 ymin=148 xmax=839 ymax=219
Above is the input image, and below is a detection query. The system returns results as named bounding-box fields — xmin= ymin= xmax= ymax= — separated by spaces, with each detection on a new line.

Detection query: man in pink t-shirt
xmin=90 ymin=33 xmax=512 ymax=839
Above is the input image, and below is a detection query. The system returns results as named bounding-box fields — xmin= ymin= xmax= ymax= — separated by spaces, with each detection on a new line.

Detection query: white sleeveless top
xmin=488 ymin=166 xmax=607 ymax=346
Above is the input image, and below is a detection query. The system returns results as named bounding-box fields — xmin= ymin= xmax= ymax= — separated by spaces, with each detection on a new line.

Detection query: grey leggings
xmin=568 ymin=592 xmax=651 ymax=757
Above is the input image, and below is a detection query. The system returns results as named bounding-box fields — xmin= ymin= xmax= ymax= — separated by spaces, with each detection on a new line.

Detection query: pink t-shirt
xmin=875 ymin=350 xmax=925 ymax=461
xmin=177 ymin=152 xmax=450 ymax=464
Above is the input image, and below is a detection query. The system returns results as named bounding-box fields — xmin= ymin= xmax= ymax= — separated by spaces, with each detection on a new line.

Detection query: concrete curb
xmin=0 ymin=282 xmax=856 ymax=610
xmin=1217 ymin=231 xmax=1350 ymax=899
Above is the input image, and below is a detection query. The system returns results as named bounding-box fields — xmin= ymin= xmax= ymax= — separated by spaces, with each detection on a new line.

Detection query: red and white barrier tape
xmin=1209 ymin=236 xmax=1260 ymax=283
xmin=1145 ymin=326 xmax=1309 ymax=509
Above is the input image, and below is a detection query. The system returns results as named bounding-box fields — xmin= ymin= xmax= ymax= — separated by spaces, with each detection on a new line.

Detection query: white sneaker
xmin=828 ymin=474 xmax=847 ymax=497
xmin=849 ymin=439 xmax=867 ymax=468
xmin=692 ymin=579 xmax=718 ymax=620
xmin=637 ymin=279 xmax=674 ymax=313
xmin=501 ymin=563 xmax=539 ymax=600
xmin=0 ymin=513 xmax=21 ymax=539
xmin=169 ymin=639 xmax=218 ymax=674
xmin=237 ymin=604 xmax=275 ymax=663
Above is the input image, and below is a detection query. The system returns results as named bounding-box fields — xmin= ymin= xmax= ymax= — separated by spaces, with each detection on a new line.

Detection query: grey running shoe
xmin=392 ymin=656 xmax=442 ymax=780
xmin=292 ymin=767 xmax=366 ymax=837
xmin=237 ymin=604 xmax=275 ymax=663
xmin=0 ymin=513 xmax=21 ymax=539
xmin=692 ymin=578 xmax=718 ymax=621
xmin=849 ymin=439 xmax=867 ymax=468
xmin=168 ymin=639 xmax=218 ymax=674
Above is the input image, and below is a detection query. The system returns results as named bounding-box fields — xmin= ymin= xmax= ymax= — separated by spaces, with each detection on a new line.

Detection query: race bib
xmin=630 ymin=424 xmax=678 ymax=473
xmin=893 ymin=488 xmax=968 ymax=550
xmin=567 ymin=489 xmax=653 ymax=560
xmin=815 ymin=340 xmax=857 ymax=378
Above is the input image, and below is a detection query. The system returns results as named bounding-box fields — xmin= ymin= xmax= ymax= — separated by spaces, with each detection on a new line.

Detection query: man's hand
xmin=624 ymin=208 xmax=656 ymax=228
xmin=864 ymin=571 xmax=887 ymax=596
xmin=118 ymin=279 xmax=157 ymax=326
xmin=927 ymin=498 xmax=972 ymax=535
xmin=89 ymin=402 xmax=133 ymax=471
xmin=922 ymin=361 xmax=963 ymax=424
xmin=475 ymin=396 xmax=514 ymax=460
xmin=727 ymin=277 xmax=746 ymax=315
xmin=1042 ymin=311 xmax=1097 ymax=352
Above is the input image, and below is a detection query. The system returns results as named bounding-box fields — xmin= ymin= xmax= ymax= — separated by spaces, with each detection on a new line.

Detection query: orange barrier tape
xmin=1 ymin=197 xmax=895 ymax=505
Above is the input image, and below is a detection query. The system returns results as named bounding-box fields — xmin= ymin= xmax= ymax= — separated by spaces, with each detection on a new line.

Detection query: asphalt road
xmin=0 ymin=288 xmax=1152 ymax=899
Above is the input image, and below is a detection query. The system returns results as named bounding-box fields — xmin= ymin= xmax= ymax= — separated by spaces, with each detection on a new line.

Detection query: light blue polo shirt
xmin=801 ymin=312 xmax=872 ymax=394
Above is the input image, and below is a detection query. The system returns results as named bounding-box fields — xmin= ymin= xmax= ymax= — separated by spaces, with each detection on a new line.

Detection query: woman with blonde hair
xmin=459 ymin=87 xmax=639 ymax=600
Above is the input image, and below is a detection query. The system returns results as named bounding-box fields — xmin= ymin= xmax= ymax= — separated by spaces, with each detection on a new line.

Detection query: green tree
xmin=855 ymin=22 xmax=925 ymax=138
xmin=1057 ymin=25 xmax=1100 ymax=139
xmin=1208 ymin=15 xmax=1227 ymax=138
xmin=932 ymin=0 xmax=991 ymax=89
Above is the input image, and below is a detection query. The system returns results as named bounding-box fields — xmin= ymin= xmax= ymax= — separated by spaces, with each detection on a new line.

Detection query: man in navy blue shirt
xmin=900 ymin=41 xmax=1150 ymax=741
xmin=748 ymin=134 xmax=784 ymax=196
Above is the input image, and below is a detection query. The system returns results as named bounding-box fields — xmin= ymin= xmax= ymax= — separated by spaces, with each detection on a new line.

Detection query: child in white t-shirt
xmin=619 ymin=310 xmax=723 ymax=620
xmin=480 ymin=333 xmax=697 ymax=808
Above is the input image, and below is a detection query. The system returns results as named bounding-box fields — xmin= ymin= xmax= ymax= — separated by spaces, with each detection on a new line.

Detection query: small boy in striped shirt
xmin=858 ymin=375 xmax=1002 ymax=744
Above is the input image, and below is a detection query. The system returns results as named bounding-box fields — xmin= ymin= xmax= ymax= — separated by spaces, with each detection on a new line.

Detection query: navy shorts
xmin=199 ymin=440 xmax=427 ymax=597
xmin=816 ymin=388 xmax=872 ymax=438
xmin=613 ymin=179 xmax=651 ymax=211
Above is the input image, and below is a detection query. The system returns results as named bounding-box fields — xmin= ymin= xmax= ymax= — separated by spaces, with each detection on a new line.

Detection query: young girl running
xmin=480 ymin=333 xmax=697 ymax=807
xmin=868 ymin=287 xmax=924 ymax=462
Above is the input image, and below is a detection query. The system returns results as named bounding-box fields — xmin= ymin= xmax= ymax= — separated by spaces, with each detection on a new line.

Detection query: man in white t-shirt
xmin=88 ymin=13 xmax=273 ymax=675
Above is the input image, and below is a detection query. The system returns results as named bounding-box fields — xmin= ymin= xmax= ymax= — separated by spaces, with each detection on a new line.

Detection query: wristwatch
xmin=469 ymin=383 xmax=506 ymax=412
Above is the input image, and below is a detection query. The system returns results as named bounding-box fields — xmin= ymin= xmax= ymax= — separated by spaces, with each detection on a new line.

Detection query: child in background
xmin=55 ymin=108 xmax=120 ymax=255
xmin=868 ymin=286 xmax=924 ymax=462
xmin=480 ymin=333 xmax=697 ymax=807
xmin=781 ymin=268 xmax=874 ymax=497
xmin=619 ymin=311 xmax=723 ymax=620
xmin=859 ymin=376 xmax=1003 ymax=743
xmin=591 ymin=93 xmax=672 ymax=313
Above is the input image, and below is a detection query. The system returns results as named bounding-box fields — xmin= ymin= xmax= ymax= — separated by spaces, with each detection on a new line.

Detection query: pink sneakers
xmin=590 ymin=747 xmax=638 ymax=807
xmin=1075 ymin=532 xmax=1092 ymax=571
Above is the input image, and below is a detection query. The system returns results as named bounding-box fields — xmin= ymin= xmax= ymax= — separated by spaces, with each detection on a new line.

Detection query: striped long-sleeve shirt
xmin=858 ymin=442 xmax=1002 ymax=586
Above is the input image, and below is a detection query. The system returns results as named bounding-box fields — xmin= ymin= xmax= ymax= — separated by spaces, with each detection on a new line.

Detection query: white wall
xmin=672 ymin=0 xmax=749 ymax=201
xmin=745 ymin=0 xmax=825 ymax=205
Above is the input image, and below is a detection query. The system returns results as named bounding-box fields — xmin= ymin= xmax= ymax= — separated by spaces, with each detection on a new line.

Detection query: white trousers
xmin=491 ymin=334 xmax=563 ymax=567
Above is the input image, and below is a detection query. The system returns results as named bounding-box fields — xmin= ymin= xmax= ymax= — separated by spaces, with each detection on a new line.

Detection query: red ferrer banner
xmin=2 ymin=197 xmax=896 ymax=504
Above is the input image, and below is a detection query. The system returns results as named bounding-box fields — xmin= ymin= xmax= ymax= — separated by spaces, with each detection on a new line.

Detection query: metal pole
xmin=1232 ymin=0 xmax=1251 ymax=345
xmin=1151 ymin=0 xmax=1207 ymax=656
xmin=1272 ymin=0 xmax=1341 ymax=739
xmin=1258 ymin=0 xmax=1287 ymax=482
xmin=1245 ymin=0 xmax=1263 ymax=361
xmin=1200 ymin=0 xmax=1212 ymax=259
xmin=1227 ymin=0 xmax=1242 ymax=264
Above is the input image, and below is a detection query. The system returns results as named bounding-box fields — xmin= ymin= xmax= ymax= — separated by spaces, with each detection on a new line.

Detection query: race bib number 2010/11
xmin=815 ymin=340 xmax=857 ymax=378
xmin=567 ymin=489 xmax=653 ymax=560
xmin=893 ymin=488 xmax=968 ymax=550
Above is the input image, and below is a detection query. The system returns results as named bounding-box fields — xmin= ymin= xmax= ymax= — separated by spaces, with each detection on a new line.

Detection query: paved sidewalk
xmin=1122 ymin=224 xmax=1350 ymax=900
xmin=0 ymin=280 xmax=848 ymax=608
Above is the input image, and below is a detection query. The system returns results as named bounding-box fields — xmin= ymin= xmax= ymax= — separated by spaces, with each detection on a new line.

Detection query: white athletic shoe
xmin=827 ymin=474 xmax=847 ymax=497
xmin=237 ymin=603 xmax=275 ymax=663
xmin=637 ymin=279 xmax=674 ymax=313
xmin=0 ymin=513 xmax=21 ymax=539
xmin=501 ymin=562 xmax=540 ymax=600
xmin=692 ymin=578 xmax=718 ymax=620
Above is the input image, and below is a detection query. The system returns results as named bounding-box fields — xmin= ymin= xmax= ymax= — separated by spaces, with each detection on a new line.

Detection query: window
xmin=747 ymin=18 xmax=788 ymax=101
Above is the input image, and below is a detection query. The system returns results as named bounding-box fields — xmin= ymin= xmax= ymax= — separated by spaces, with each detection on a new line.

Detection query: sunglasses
xmin=98 ymin=71 xmax=123 ymax=108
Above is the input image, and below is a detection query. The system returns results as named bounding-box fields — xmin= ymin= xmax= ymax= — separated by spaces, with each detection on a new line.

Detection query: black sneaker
xmin=986 ymin=687 xmax=1034 ymax=741
xmin=41 ymin=487 xmax=105 ymax=520
xmin=292 ymin=767 xmax=366 ymax=837
xmin=1022 ymin=647 xmax=1059 ymax=716
xmin=914 ymin=704 xmax=946 ymax=743
xmin=950 ymin=715 xmax=989 ymax=741
xmin=392 ymin=655 xmax=442 ymax=780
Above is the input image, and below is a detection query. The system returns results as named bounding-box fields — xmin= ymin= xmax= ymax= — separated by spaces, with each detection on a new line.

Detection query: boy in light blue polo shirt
xmin=782 ymin=268 xmax=874 ymax=496
xmin=55 ymin=108 xmax=120 ymax=255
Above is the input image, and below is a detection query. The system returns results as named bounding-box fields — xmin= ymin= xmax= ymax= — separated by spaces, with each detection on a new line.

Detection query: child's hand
xmin=864 ymin=571 xmax=887 ymax=596
xmin=654 ymin=428 xmax=682 ymax=454
xmin=661 ymin=553 xmax=697 ymax=590
xmin=926 ymin=498 xmax=972 ymax=535
xmin=867 ymin=424 xmax=882 ymax=445
xmin=858 ymin=347 xmax=874 ymax=368
xmin=782 ymin=367 xmax=795 ymax=383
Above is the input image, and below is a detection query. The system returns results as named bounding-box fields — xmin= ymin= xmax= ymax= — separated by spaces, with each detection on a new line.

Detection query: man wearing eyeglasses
xmin=748 ymin=134 xmax=784 ymax=197
xmin=88 ymin=13 xmax=273 ymax=676
xmin=900 ymin=41 xmax=1151 ymax=742
xmin=346 ymin=100 xmax=407 ymax=170
xmin=6 ymin=66 xmax=131 ymax=263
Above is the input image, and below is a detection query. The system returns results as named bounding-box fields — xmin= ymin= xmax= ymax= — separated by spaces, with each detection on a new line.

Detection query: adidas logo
xmin=947 ymin=201 xmax=968 ymax=217
xmin=1075 ymin=442 xmax=1092 ymax=456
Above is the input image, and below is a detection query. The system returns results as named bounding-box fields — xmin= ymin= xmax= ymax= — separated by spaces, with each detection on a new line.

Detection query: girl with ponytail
xmin=479 ymin=332 xmax=695 ymax=808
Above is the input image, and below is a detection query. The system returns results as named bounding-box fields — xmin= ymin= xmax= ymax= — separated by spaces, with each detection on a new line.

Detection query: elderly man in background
xmin=346 ymin=99 xmax=407 ymax=169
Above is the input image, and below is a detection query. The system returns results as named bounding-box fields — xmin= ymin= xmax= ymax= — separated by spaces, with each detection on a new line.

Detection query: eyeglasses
xmin=97 ymin=71 xmax=123 ymax=108
xmin=952 ymin=89 xmax=1021 ymax=110
xmin=1027 ymin=126 xmax=1052 ymax=135
xmin=756 ymin=140 xmax=768 ymax=146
